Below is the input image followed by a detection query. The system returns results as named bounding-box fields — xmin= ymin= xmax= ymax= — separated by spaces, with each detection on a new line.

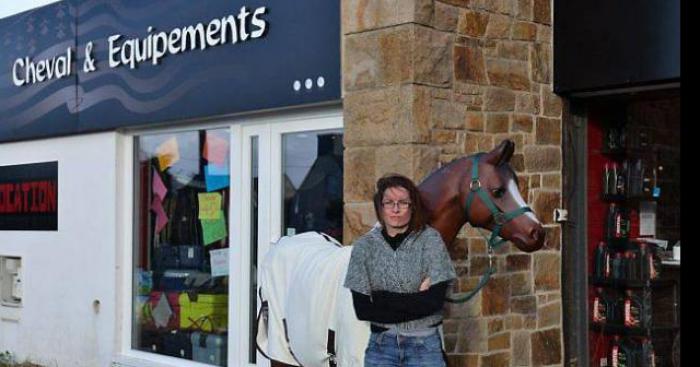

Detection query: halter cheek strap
xmin=446 ymin=154 xmax=533 ymax=304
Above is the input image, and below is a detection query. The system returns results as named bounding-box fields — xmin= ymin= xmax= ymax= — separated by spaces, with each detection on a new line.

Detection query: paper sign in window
xmin=209 ymin=248 xmax=229 ymax=277
xmin=152 ymin=168 xmax=168 ymax=200
xmin=151 ymin=197 xmax=169 ymax=233
xmin=203 ymin=133 xmax=229 ymax=165
xmin=201 ymin=215 xmax=227 ymax=246
xmin=205 ymin=164 xmax=230 ymax=192
xmin=156 ymin=137 xmax=180 ymax=171
xmin=198 ymin=192 xmax=223 ymax=219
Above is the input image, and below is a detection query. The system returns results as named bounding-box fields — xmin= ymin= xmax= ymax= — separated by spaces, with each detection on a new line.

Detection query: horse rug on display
xmin=257 ymin=232 xmax=370 ymax=367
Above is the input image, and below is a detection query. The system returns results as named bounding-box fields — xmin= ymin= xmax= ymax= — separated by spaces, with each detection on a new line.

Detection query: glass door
xmin=236 ymin=110 xmax=343 ymax=366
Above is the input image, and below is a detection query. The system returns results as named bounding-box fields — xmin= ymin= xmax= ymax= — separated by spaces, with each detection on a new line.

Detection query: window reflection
xmin=282 ymin=131 xmax=343 ymax=242
xmin=133 ymin=129 xmax=230 ymax=366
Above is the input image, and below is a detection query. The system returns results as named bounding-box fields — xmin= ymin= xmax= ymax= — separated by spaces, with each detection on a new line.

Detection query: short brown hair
xmin=373 ymin=174 xmax=428 ymax=233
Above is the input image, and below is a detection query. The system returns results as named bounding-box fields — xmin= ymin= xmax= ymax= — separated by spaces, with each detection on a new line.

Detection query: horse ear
xmin=484 ymin=139 xmax=515 ymax=166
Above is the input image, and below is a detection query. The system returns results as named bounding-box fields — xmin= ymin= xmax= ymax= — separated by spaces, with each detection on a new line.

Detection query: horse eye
xmin=492 ymin=188 xmax=506 ymax=198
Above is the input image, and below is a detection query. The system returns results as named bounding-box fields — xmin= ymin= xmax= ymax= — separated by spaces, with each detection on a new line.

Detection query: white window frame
xmin=113 ymin=106 xmax=342 ymax=367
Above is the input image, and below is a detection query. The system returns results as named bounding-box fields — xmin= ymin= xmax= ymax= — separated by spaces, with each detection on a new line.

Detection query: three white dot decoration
xmin=293 ymin=76 xmax=327 ymax=92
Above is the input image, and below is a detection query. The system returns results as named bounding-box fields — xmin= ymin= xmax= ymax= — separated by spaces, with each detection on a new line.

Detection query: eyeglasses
xmin=381 ymin=200 xmax=412 ymax=210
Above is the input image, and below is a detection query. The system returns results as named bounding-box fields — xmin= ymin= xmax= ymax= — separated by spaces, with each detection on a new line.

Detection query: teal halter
xmin=446 ymin=154 xmax=533 ymax=304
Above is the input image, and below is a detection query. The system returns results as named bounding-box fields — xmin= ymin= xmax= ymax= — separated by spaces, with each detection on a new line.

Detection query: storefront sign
xmin=0 ymin=0 xmax=340 ymax=143
xmin=0 ymin=162 xmax=58 ymax=230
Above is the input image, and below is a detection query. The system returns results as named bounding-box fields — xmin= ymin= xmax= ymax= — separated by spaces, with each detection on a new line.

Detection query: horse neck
xmin=419 ymin=157 xmax=472 ymax=247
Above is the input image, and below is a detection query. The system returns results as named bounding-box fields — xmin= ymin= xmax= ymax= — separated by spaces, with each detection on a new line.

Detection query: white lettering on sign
xmin=12 ymin=48 xmax=72 ymax=87
xmin=11 ymin=5 xmax=269 ymax=87
xmin=108 ymin=5 xmax=268 ymax=69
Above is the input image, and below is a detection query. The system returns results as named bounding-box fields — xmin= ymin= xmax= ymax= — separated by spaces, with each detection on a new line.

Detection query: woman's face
xmin=381 ymin=186 xmax=412 ymax=232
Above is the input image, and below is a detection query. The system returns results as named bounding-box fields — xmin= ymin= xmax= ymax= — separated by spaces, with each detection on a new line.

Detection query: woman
xmin=344 ymin=174 xmax=456 ymax=367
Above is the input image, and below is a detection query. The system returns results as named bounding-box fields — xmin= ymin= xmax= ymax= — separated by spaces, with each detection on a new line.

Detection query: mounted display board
xmin=0 ymin=161 xmax=58 ymax=230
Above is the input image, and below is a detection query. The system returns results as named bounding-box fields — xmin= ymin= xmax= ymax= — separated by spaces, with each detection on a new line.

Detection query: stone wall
xmin=342 ymin=0 xmax=564 ymax=366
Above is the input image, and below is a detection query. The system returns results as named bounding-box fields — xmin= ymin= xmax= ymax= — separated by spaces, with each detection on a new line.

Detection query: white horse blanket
xmin=257 ymin=232 xmax=370 ymax=367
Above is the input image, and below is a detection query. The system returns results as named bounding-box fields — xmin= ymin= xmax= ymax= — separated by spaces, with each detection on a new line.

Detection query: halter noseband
xmin=446 ymin=154 xmax=533 ymax=304
xmin=465 ymin=154 xmax=533 ymax=249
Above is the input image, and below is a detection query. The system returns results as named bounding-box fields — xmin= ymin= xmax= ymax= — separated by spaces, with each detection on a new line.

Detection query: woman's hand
xmin=419 ymin=277 xmax=431 ymax=291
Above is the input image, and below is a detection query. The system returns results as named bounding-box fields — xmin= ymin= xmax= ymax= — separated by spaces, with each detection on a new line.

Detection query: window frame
xmin=114 ymin=106 xmax=342 ymax=367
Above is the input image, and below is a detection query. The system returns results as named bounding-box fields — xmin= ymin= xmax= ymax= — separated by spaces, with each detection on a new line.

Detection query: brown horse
xmin=263 ymin=139 xmax=545 ymax=367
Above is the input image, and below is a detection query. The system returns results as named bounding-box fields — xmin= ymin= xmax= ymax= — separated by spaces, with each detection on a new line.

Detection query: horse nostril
xmin=531 ymin=227 xmax=545 ymax=242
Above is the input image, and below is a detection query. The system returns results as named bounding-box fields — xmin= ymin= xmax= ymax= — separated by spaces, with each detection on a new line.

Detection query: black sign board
xmin=0 ymin=0 xmax=341 ymax=143
xmin=0 ymin=162 xmax=58 ymax=230
xmin=554 ymin=0 xmax=680 ymax=94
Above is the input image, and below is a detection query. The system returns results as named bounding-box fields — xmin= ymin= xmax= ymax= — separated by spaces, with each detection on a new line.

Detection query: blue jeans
xmin=364 ymin=330 xmax=446 ymax=367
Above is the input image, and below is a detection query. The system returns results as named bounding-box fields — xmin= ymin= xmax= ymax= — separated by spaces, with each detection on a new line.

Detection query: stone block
xmin=535 ymin=117 xmax=561 ymax=145
xmin=523 ymin=146 xmax=561 ymax=172
xmin=342 ymin=0 xmax=433 ymax=34
xmin=510 ymin=272 xmax=532 ymax=296
xmin=481 ymin=352 xmax=510 ymax=367
xmin=474 ymin=0 xmax=515 ymax=15
xmin=506 ymin=254 xmax=531 ymax=271
xmin=469 ymin=237 xmax=488 ymax=254
xmin=343 ymin=203 xmax=377 ymax=243
xmin=511 ymin=295 xmax=537 ymax=314
xmin=537 ymin=24 xmax=553 ymax=43
xmin=486 ymin=113 xmax=510 ymax=133
xmin=541 ymin=87 xmax=563 ymax=117
xmin=414 ymin=26 xmax=453 ymax=86
xmin=531 ymin=328 xmax=562 ymax=365
xmin=488 ymin=332 xmax=511 ymax=351
xmin=534 ymin=252 xmax=560 ymax=291
xmin=541 ymin=173 xmax=561 ymax=189
xmin=512 ymin=331 xmax=531 ymax=365
xmin=482 ymin=276 xmax=510 ymax=316
xmin=457 ymin=10 xmax=490 ymax=37
xmin=488 ymin=319 xmax=505 ymax=334
xmin=454 ymin=44 xmax=488 ymax=84
xmin=506 ymin=315 xmax=524 ymax=330
xmin=433 ymin=98 xmax=467 ymax=129
xmin=344 ymin=85 xmax=431 ymax=146
xmin=515 ymin=93 xmax=540 ymax=114
xmin=532 ymin=190 xmax=560 ymax=224
xmin=439 ymin=0 xmax=472 ymax=7
xmin=512 ymin=114 xmax=533 ymax=133
xmin=485 ymin=13 xmax=512 ymax=39
xmin=537 ymin=301 xmax=561 ymax=328
xmin=344 ymin=147 xmax=378 ymax=203
xmin=530 ymin=42 xmax=552 ymax=84
xmin=497 ymin=41 xmax=529 ymax=61
xmin=533 ymin=0 xmax=551 ymax=25
xmin=465 ymin=112 xmax=485 ymax=131
xmin=512 ymin=21 xmax=537 ymax=40
xmin=457 ymin=319 xmax=488 ymax=353
xmin=484 ymin=88 xmax=516 ymax=111
xmin=447 ymin=354 xmax=479 ymax=367
xmin=432 ymin=129 xmax=459 ymax=145
xmin=516 ymin=0 xmax=533 ymax=21
xmin=375 ymin=144 xmax=440 ymax=183
xmin=434 ymin=1 xmax=460 ymax=32
xmin=486 ymin=59 xmax=530 ymax=91
xmin=344 ymin=27 xmax=412 ymax=92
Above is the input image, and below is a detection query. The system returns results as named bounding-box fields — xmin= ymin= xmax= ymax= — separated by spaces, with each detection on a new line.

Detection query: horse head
xmin=420 ymin=139 xmax=545 ymax=253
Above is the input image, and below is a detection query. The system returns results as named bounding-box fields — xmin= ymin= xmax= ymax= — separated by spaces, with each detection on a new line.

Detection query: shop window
xmin=132 ymin=129 xmax=230 ymax=366
xmin=0 ymin=256 xmax=22 ymax=307
xmin=586 ymin=94 xmax=680 ymax=367
xmin=282 ymin=131 xmax=343 ymax=242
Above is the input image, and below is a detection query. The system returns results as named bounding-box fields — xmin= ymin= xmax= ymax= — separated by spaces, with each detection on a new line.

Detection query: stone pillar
xmin=342 ymin=0 xmax=564 ymax=366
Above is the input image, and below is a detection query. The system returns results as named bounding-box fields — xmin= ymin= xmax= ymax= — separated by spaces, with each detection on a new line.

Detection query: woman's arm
xmin=370 ymin=280 xmax=450 ymax=317
xmin=351 ymin=290 xmax=428 ymax=323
